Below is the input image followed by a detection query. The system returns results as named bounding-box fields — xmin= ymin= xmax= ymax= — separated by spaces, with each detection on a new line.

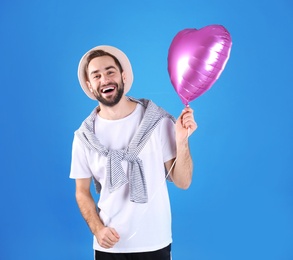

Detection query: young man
xmin=70 ymin=45 xmax=197 ymax=259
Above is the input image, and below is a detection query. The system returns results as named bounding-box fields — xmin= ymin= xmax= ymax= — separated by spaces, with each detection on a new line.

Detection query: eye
xmin=93 ymin=74 xmax=101 ymax=79
xmin=107 ymin=70 xmax=115 ymax=76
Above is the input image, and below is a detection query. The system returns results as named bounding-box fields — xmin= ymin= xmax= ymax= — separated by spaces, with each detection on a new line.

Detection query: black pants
xmin=95 ymin=244 xmax=171 ymax=260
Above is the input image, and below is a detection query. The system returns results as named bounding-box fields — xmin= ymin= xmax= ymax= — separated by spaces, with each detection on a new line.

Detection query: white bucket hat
xmin=77 ymin=45 xmax=134 ymax=100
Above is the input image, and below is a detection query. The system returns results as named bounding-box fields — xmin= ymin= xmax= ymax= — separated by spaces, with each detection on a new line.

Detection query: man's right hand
xmin=95 ymin=226 xmax=120 ymax=249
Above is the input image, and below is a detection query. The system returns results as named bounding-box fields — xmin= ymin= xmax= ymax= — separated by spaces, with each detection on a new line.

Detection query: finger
xmin=108 ymin=235 xmax=118 ymax=244
xmin=183 ymin=106 xmax=193 ymax=113
xmin=184 ymin=118 xmax=198 ymax=132
xmin=100 ymin=240 xmax=112 ymax=249
xmin=111 ymin=228 xmax=120 ymax=239
xmin=182 ymin=114 xmax=194 ymax=123
xmin=182 ymin=116 xmax=195 ymax=128
xmin=189 ymin=121 xmax=198 ymax=131
xmin=104 ymin=242 xmax=113 ymax=249
xmin=109 ymin=228 xmax=120 ymax=241
xmin=179 ymin=107 xmax=193 ymax=118
xmin=181 ymin=110 xmax=194 ymax=120
xmin=102 ymin=237 xmax=116 ymax=249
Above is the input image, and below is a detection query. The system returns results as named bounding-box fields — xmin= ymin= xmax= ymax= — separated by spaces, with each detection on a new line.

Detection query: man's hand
xmin=175 ymin=107 xmax=197 ymax=142
xmin=95 ymin=226 xmax=120 ymax=249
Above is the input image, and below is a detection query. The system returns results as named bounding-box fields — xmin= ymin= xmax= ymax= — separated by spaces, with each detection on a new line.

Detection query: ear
xmin=122 ymin=71 xmax=126 ymax=84
xmin=86 ymin=81 xmax=93 ymax=92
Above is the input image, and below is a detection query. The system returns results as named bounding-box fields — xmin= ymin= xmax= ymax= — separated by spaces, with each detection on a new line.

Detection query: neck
xmin=98 ymin=96 xmax=137 ymax=120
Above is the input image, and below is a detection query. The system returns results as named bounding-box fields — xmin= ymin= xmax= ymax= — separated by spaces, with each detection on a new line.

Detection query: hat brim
xmin=77 ymin=45 xmax=133 ymax=100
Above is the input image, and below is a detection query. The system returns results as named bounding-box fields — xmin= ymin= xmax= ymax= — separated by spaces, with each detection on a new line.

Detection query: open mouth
xmin=101 ymin=86 xmax=115 ymax=94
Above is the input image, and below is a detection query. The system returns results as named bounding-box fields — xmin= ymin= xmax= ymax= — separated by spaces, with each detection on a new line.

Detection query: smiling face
xmin=86 ymin=55 xmax=126 ymax=107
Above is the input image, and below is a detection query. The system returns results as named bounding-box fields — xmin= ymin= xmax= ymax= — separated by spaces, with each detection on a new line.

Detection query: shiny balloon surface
xmin=168 ymin=25 xmax=232 ymax=105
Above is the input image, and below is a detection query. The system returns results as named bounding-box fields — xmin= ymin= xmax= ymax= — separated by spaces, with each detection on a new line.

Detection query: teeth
xmin=102 ymin=87 xmax=114 ymax=93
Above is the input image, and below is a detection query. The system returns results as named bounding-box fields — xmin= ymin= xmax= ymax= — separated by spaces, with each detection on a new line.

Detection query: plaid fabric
xmin=75 ymin=97 xmax=175 ymax=203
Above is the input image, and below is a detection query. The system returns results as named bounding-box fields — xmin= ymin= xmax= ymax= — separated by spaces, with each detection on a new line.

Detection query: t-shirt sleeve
xmin=69 ymin=134 xmax=93 ymax=179
xmin=160 ymin=117 xmax=176 ymax=163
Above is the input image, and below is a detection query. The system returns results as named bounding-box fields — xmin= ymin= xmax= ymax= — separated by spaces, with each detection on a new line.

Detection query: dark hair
xmin=84 ymin=50 xmax=123 ymax=80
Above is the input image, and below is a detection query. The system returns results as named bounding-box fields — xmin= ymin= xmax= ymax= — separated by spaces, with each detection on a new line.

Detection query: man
xmin=70 ymin=45 xmax=197 ymax=259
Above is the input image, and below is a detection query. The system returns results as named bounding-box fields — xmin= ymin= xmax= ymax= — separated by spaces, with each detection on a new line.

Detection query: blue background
xmin=1 ymin=0 xmax=292 ymax=259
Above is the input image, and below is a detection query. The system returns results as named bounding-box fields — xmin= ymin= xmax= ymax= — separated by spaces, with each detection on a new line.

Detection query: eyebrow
xmin=90 ymin=65 xmax=117 ymax=76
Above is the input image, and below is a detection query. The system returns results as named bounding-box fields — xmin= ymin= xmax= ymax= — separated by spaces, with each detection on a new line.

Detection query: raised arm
xmin=166 ymin=107 xmax=197 ymax=189
xmin=75 ymin=178 xmax=120 ymax=248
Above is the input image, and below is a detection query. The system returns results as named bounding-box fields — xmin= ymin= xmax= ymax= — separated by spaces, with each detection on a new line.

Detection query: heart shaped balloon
xmin=167 ymin=25 xmax=232 ymax=105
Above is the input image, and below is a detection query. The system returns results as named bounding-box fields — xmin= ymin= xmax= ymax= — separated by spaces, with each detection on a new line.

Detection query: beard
xmin=94 ymin=80 xmax=124 ymax=107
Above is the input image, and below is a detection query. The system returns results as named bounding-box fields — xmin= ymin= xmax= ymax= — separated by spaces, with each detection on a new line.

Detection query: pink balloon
xmin=167 ymin=25 xmax=232 ymax=105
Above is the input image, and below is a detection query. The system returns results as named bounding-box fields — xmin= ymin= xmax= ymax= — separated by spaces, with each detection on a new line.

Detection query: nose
xmin=101 ymin=74 xmax=110 ymax=85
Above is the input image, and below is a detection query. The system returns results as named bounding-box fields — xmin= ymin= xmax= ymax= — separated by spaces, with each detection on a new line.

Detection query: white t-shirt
xmin=70 ymin=103 xmax=176 ymax=253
